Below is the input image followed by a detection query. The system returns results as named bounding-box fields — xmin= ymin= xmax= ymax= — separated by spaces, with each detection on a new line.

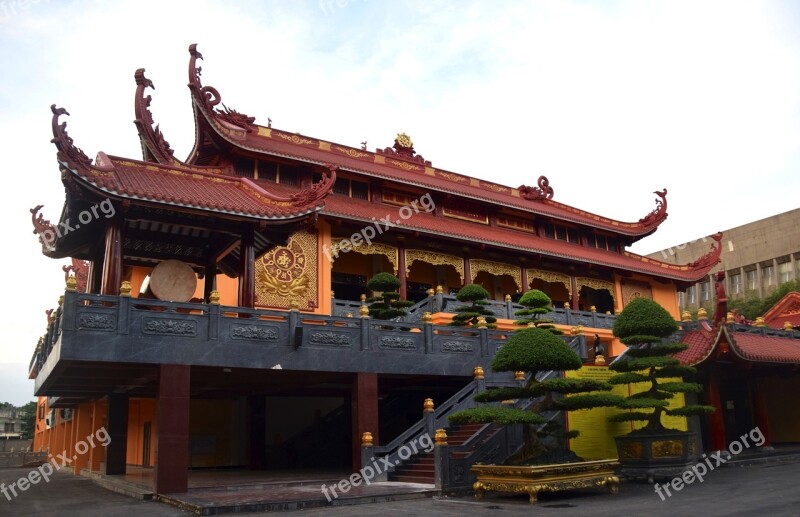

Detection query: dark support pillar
xmin=706 ymin=372 xmax=727 ymax=450
xmin=154 ymin=365 xmax=190 ymax=494
xmin=398 ymin=243 xmax=407 ymax=300
xmin=351 ymin=373 xmax=379 ymax=471
xmin=238 ymin=227 xmax=255 ymax=308
xmin=751 ymin=377 xmax=772 ymax=447
xmin=203 ymin=253 xmax=217 ymax=303
xmin=105 ymin=394 xmax=129 ymax=475
xmin=247 ymin=395 xmax=267 ymax=469
xmin=464 ymin=257 xmax=471 ymax=286
xmin=521 ymin=266 xmax=529 ymax=293
xmin=570 ymin=276 xmax=579 ymax=309
xmin=100 ymin=217 xmax=123 ymax=295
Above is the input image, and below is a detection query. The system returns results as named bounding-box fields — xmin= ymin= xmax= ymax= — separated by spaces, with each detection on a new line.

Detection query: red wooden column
xmin=351 ymin=373 xmax=379 ymax=471
xmin=238 ymin=227 xmax=255 ymax=308
xmin=398 ymin=243 xmax=407 ymax=300
xmin=463 ymin=257 xmax=472 ymax=286
xmin=570 ymin=276 xmax=579 ymax=309
xmin=520 ymin=266 xmax=529 ymax=293
xmin=154 ymin=365 xmax=190 ymax=494
xmin=706 ymin=372 xmax=727 ymax=450
xmin=100 ymin=217 xmax=123 ymax=295
xmin=751 ymin=377 xmax=772 ymax=447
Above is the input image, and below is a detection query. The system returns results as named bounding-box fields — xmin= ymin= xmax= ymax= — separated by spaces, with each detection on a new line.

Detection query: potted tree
xmin=448 ymin=284 xmax=498 ymax=328
xmin=365 ymin=272 xmax=414 ymax=319
xmin=608 ymin=297 xmax=714 ymax=480
xmin=448 ymin=324 xmax=622 ymax=502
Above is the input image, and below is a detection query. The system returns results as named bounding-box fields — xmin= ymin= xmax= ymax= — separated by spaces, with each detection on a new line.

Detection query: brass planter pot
xmin=614 ymin=432 xmax=698 ymax=482
xmin=472 ymin=459 xmax=620 ymax=504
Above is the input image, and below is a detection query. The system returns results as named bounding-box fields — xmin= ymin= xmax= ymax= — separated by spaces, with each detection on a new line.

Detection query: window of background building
xmin=746 ymin=270 xmax=757 ymax=291
xmin=729 ymin=273 xmax=742 ymax=294
xmin=678 ymin=291 xmax=685 ymax=307
xmin=701 ymin=281 xmax=710 ymax=301
xmin=688 ymin=285 xmax=696 ymax=305
xmin=779 ymin=261 xmax=792 ymax=284
xmin=763 ymin=265 xmax=775 ymax=287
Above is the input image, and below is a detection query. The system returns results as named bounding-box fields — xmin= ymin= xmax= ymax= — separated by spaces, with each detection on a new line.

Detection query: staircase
xmin=389 ymin=423 xmax=487 ymax=483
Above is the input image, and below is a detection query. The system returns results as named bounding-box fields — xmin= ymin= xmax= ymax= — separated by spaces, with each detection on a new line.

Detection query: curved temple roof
xmin=184 ymin=44 xmax=669 ymax=240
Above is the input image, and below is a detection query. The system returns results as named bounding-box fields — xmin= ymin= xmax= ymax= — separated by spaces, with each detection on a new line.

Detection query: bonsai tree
xmin=365 ymin=272 xmax=414 ymax=320
xmin=449 ymin=327 xmax=621 ymax=462
xmin=608 ymin=298 xmax=714 ymax=433
xmin=513 ymin=289 xmax=562 ymax=335
xmin=449 ymin=284 xmax=498 ymax=329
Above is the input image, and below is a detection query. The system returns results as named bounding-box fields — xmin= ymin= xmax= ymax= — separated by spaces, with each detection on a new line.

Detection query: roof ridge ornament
xmin=30 ymin=205 xmax=57 ymax=254
xmin=187 ymin=44 xmax=256 ymax=132
xmin=376 ymin=132 xmax=431 ymax=166
xmin=638 ymin=188 xmax=668 ymax=226
xmin=134 ymin=68 xmax=176 ymax=164
xmin=687 ymin=232 xmax=723 ymax=271
xmin=289 ymin=163 xmax=337 ymax=208
xmin=518 ymin=175 xmax=554 ymax=201
xmin=50 ymin=104 xmax=93 ymax=170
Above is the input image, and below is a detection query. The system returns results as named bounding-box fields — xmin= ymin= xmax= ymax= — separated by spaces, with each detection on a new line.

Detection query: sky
xmin=1 ymin=0 xmax=799 ymax=405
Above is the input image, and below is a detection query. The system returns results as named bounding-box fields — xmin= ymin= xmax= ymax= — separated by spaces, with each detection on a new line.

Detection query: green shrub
xmin=449 ymin=283 xmax=497 ymax=328
xmin=365 ymin=273 xmax=414 ymax=320
xmin=513 ymin=289 xmax=562 ymax=334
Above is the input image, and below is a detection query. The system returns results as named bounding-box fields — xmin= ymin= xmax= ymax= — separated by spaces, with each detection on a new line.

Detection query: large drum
xmin=149 ymin=259 xmax=197 ymax=302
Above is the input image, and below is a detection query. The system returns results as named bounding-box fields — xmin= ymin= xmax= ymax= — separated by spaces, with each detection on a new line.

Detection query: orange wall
xmin=126 ymin=398 xmax=157 ymax=467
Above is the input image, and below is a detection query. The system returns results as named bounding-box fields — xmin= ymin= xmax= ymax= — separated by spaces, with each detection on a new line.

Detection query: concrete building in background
xmin=647 ymin=208 xmax=800 ymax=310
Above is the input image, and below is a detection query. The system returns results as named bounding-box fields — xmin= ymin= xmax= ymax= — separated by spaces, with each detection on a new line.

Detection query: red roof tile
xmin=677 ymin=329 xmax=716 ymax=366
xmin=763 ymin=291 xmax=800 ymax=329
xmin=728 ymin=331 xmax=800 ymax=364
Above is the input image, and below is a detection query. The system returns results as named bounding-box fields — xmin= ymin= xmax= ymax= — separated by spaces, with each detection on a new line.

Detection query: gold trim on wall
xmin=255 ymin=230 xmax=318 ymax=310
xmin=405 ymin=249 xmax=464 ymax=281
xmin=527 ymin=268 xmax=572 ymax=296
xmin=471 ymin=259 xmax=521 ymax=289
xmin=330 ymin=239 xmax=399 ymax=274
xmin=576 ymin=277 xmax=616 ymax=303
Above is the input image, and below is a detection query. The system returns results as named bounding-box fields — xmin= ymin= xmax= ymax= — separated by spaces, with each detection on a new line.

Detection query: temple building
xmin=28 ymin=45 xmax=722 ymax=494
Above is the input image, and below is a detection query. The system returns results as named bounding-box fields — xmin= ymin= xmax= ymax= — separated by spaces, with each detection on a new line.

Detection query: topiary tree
xmin=365 ymin=272 xmax=414 ymax=320
xmin=513 ymin=289 xmax=562 ymax=335
xmin=449 ymin=327 xmax=622 ymax=462
xmin=449 ymin=284 xmax=498 ymax=329
xmin=608 ymin=297 xmax=714 ymax=433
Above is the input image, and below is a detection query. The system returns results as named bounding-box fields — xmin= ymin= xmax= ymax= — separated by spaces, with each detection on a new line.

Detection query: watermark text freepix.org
xmin=654 ymin=426 xmax=765 ymax=501
xmin=322 ymin=193 xmax=434 ymax=263
xmin=320 ymin=433 xmax=434 ymax=502
xmin=1 ymin=427 xmax=111 ymax=502
xmin=40 ymin=198 xmax=115 ymax=249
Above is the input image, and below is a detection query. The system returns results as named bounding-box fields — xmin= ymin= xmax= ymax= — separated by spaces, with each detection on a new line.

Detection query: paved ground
xmin=2 ymin=461 xmax=799 ymax=515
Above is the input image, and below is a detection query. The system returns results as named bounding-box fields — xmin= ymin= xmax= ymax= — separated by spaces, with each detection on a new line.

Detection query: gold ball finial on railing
xmin=289 ymin=299 xmax=300 ymax=311
xmin=527 ymin=322 xmax=535 ymax=328
xmin=697 ymin=308 xmax=708 ymax=320
xmin=476 ymin=316 xmax=488 ymax=329
xmin=681 ymin=310 xmax=692 ymax=322
xmin=361 ymin=431 xmax=373 ymax=447
xmin=434 ymin=428 xmax=448 ymax=446
xmin=436 ymin=285 xmax=444 ymax=294
xmin=727 ymin=311 xmax=734 ymax=323
xmin=331 ymin=291 xmax=335 ymax=299
xmin=58 ymin=295 xmax=64 ymax=306
xmin=422 ymin=311 xmax=433 ymax=323
xmin=595 ymin=354 xmax=606 ymax=365
xmin=784 ymin=321 xmax=793 ymax=331
xmin=360 ymin=293 xmax=367 ymax=303
xmin=473 ymin=366 xmax=485 ymax=380
xmin=427 ymin=288 xmax=435 ymax=297
xmin=423 ymin=398 xmax=435 ymax=412
xmin=345 ymin=311 xmax=353 ymax=318
xmin=65 ymin=276 xmax=78 ymax=292
xmin=590 ymin=305 xmax=597 ymax=312
xmin=570 ymin=325 xmax=583 ymax=336
xmin=514 ymin=371 xmax=525 ymax=381
xmin=119 ymin=281 xmax=132 ymax=297
xmin=505 ymin=294 xmax=512 ymax=302
xmin=564 ymin=302 xmax=570 ymax=310
xmin=755 ymin=317 xmax=765 ymax=327
xmin=359 ymin=305 xmax=370 ymax=318
xmin=209 ymin=290 xmax=220 ymax=305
